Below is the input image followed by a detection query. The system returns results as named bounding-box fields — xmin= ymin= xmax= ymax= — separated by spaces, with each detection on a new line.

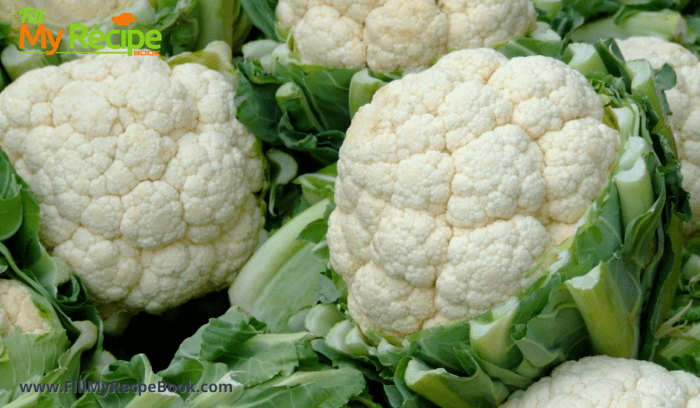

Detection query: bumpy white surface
xmin=276 ymin=0 xmax=537 ymax=72
xmin=617 ymin=36 xmax=700 ymax=235
xmin=0 ymin=280 xmax=50 ymax=336
xmin=501 ymin=356 xmax=700 ymax=408
xmin=327 ymin=48 xmax=619 ymax=336
xmin=0 ymin=55 xmax=264 ymax=317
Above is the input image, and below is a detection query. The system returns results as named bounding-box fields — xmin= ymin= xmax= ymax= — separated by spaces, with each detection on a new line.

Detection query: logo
xmin=111 ymin=13 xmax=136 ymax=27
xmin=18 ymin=8 xmax=161 ymax=56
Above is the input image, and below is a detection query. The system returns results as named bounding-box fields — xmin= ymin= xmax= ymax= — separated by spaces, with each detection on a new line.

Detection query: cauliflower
xmin=0 ymin=279 xmax=50 ymax=336
xmin=326 ymin=48 xmax=619 ymax=336
xmin=501 ymin=355 xmax=700 ymax=408
xmin=0 ymin=54 xmax=265 ymax=318
xmin=276 ymin=0 xmax=538 ymax=72
xmin=615 ymin=36 xmax=700 ymax=235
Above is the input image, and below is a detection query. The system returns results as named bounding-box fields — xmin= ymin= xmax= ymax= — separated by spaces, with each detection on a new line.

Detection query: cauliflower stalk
xmin=0 ymin=54 xmax=265 ymax=321
xmin=276 ymin=0 xmax=538 ymax=72
xmin=327 ymin=47 xmax=620 ymax=336
xmin=615 ymin=36 xmax=700 ymax=235
xmin=501 ymin=356 xmax=700 ymax=408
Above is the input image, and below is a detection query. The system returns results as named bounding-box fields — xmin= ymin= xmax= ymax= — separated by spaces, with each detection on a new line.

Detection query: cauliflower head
xmin=327 ymin=48 xmax=619 ymax=336
xmin=0 ymin=55 xmax=265 ymax=317
xmin=0 ymin=280 xmax=50 ymax=336
xmin=616 ymin=36 xmax=700 ymax=235
xmin=501 ymin=356 xmax=700 ymax=408
xmin=276 ymin=0 xmax=537 ymax=72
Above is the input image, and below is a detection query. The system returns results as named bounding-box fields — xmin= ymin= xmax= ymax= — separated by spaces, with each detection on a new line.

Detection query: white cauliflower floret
xmin=0 ymin=55 xmax=264 ymax=317
xmin=0 ymin=280 xmax=50 ymax=336
xmin=435 ymin=215 xmax=549 ymax=321
xmin=500 ymin=356 xmax=700 ymax=408
xmin=277 ymin=0 xmax=537 ymax=72
xmin=327 ymin=48 xmax=619 ymax=336
xmin=616 ymin=36 xmax=700 ymax=235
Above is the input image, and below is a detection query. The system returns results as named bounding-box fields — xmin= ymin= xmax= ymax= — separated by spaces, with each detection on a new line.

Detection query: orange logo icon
xmin=112 ymin=12 xmax=135 ymax=27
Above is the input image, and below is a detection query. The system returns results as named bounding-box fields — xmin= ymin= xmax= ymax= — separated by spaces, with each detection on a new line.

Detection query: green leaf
xmin=235 ymin=54 xmax=363 ymax=167
xmin=293 ymin=163 xmax=337 ymax=206
xmin=238 ymin=0 xmax=279 ymax=42
xmin=0 ymin=173 xmax=22 ymax=241
xmin=229 ymin=200 xmax=329 ymax=332
xmin=235 ymin=60 xmax=283 ymax=144
xmin=402 ymin=358 xmax=509 ymax=408
xmin=87 ymin=354 xmax=183 ymax=408
xmin=228 ymin=367 xmax=365 ymax=408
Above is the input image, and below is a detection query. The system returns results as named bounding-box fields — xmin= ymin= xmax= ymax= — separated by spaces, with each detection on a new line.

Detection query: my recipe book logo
xmin=18 ymin=8 xmax=161 ymax=56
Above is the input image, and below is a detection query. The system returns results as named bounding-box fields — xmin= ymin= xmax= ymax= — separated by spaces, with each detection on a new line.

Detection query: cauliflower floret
xmin=500 ymin=356 xmax=700 ymax=408
xmin=0 ymin=55 xmax=264 ymax=317
xmin=276 ymin=0 xmax=537 ymax=72
xmin=616 ymin=36 xmax=700 ymax=235
xmin=327 ymin=48 xmax=619 ymax=336
xmin=0 ymin=280 xmax=50 ymax=336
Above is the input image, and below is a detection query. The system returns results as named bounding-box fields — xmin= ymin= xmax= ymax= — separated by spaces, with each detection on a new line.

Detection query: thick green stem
xmin=1 ymin=44 xmax=60 ymax=80
xmin=571 ymin=10 xmax=689 ymax=43
xmin=529 ymin=22 xmax=563 ymax=43
xmin=325 ymin=319 xmax=372 ymax=357
xmin=627 ymin=60 xmax=678 ymax=151
xmin=566 ymin=42 xmax=608 ymax=77
xmin=196 ymin=0 xmax=252 ymax=53
xmin=266 ymin=149 xmax=299 ymax=187
xmin=565 ymin=262 xmax=638 ymax=358
xmin=614 ymin=156 xmax=654 ymax=234
xmin=242 ymin=39 xmax=279 ymax=61
xmin=469 ymin=298 xmax=519 ymax=367
xmin=625 ymin=60 xmax=666 ymax=119
xmin=194 ymin=0 xmax=233 ymax=50
xmin=618 ymin=136 xmax=651 ymax=171
xmin=276 ymin=82 xmax=324 ymax=132
xmin=348 ymin=69 xmax=387 ymax=118
xmin=612 ymin=106 xmax=639 ymax=145
xmin=304 ymin=304 xmax=345 ymax=337
xmin=531 ymin=0 xmax=563 ymax=20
